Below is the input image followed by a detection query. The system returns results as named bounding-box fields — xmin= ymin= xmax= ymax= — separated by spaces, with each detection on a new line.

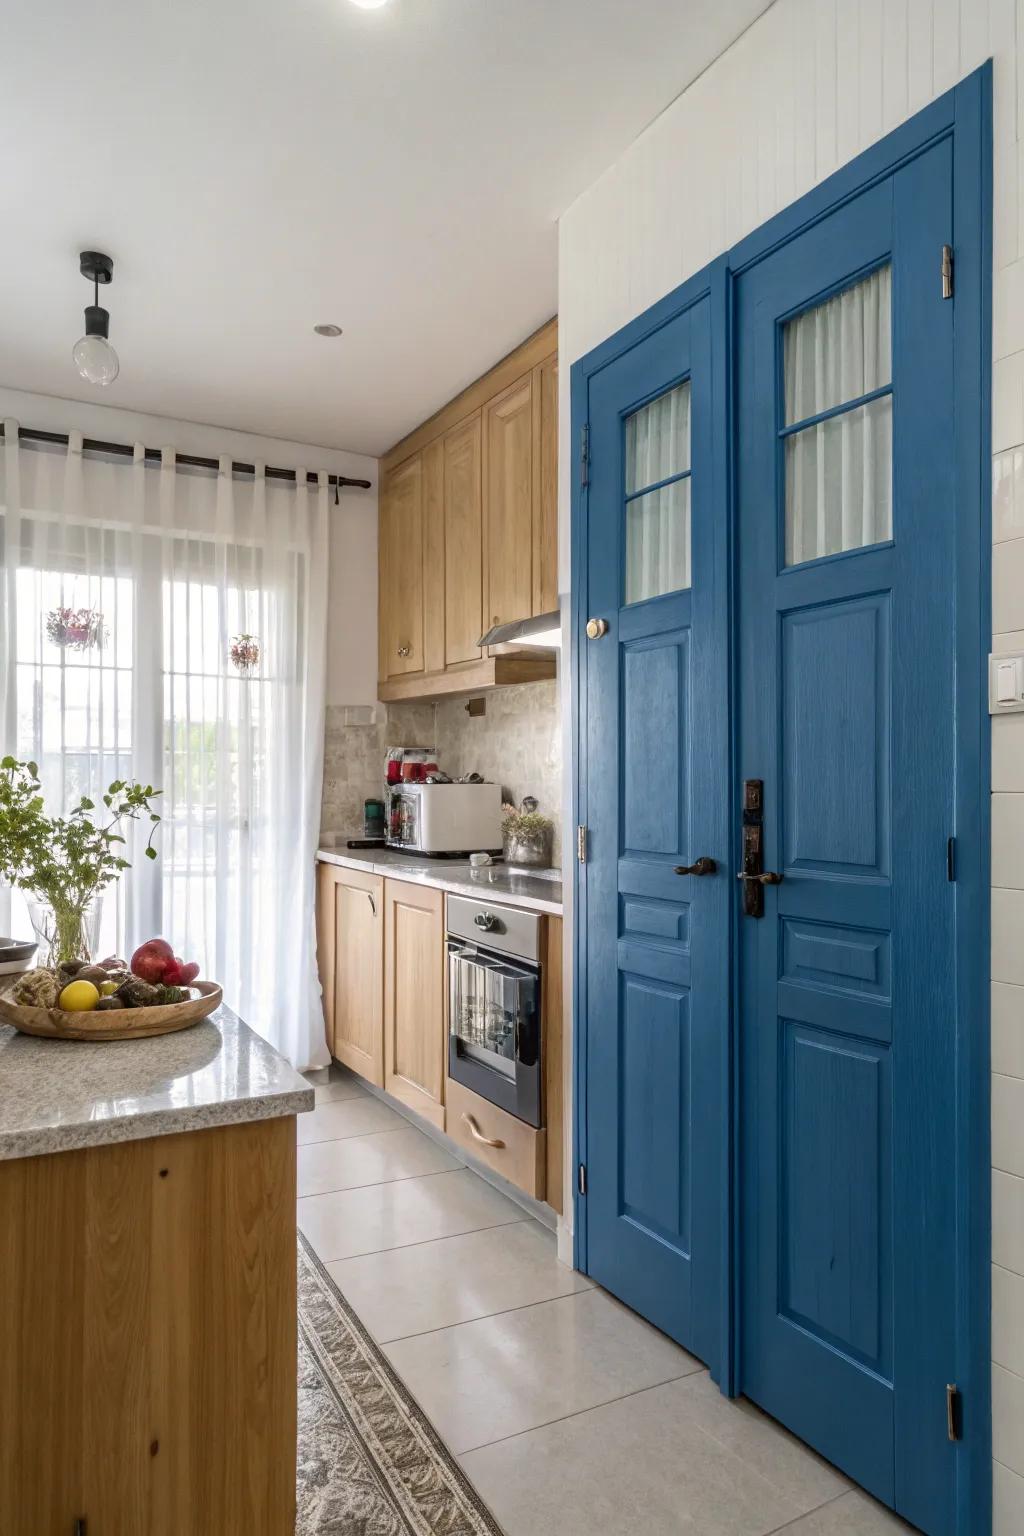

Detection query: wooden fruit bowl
xmin=0 ymin=980 xmax=223 ymax=1041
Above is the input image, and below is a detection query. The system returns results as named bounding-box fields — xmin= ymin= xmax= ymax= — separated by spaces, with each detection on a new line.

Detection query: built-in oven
xmin=446 ymin=895 xmax=542 ymax=1128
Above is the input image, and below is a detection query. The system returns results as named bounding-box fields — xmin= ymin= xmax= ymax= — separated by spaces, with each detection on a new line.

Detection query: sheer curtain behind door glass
xmin=0 ymin=425 xmax=330 ymax=1068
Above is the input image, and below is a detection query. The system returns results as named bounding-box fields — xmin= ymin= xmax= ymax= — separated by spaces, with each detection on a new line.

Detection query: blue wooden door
xmin=736 ymin=141 xmax=958 ymax=1532
xmin=583 ymin=290 xmax=728 ymax=1371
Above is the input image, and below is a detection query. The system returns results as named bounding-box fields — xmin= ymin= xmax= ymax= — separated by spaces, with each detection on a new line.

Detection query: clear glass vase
xmin=503 ymin=827 xmax=553 ymax=869
xmin=27 ymin=896 xmax=102 ymax=969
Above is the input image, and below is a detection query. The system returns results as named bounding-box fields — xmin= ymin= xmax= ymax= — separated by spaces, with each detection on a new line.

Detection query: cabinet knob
xmin=397 ymin=644 xmax=410 ymax=658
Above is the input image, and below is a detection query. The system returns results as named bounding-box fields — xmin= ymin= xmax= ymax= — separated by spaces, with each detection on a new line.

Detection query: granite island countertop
xmin=317 ymin=841 xmax=564 ymax=915
xmin=0 ymin=1004 xmax=313 ymax=1161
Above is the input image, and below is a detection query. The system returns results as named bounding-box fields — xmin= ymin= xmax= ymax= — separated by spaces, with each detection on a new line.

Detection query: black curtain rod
xmin=0 ymin=423 xmax=372 ymax=492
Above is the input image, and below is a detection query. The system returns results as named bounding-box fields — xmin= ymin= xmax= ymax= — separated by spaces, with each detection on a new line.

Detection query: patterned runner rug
xmin=297 ymin=1232 xmax=505 ymax=1536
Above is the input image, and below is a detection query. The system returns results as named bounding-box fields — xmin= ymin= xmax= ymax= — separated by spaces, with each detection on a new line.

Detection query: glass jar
xmin=27 ymin=896 xmax=103 ymax=969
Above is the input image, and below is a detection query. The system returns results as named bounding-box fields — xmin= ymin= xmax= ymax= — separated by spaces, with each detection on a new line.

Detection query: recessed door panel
xmin=619 ymin=975 xmax=690 ymax=1250
xmin=623 ymin=633 xmax=687 ymax=854
xmin=781 ymin=596 xmax=890 ymax=876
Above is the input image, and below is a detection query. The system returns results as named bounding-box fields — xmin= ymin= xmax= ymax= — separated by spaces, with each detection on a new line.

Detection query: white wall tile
xmin=994 ymin=1263 xmax=1024 ymax=1375
xmin=994 ymin=1455 xmax=1024 ymax=1534
xmin=994 ymin=449 xmax=1024 ymax=542
xmin=993 ymin=714 xmax=1024 ymax=794
xmin=993 ymin=981 xmax=1024 ymax=1078
xmin=995 ymin=262 xmax=1024 ymax=360
xmin=993 ymin=1363 xmax=1024 ymax=1478
xmin=994 ymin=889 xmax=1024 ymax=984
xmin=994 ymin=540 xmax=1024 ymax=634
xmin=993 ymin=795 xmax=1024 ymax=888
xmin=993 ymin=137 xmax=1020 ymax=270
xmin=994 ymin=352 xmax=1024 ymax=453
xmin=993 ymin=1169 xmax=1024 ymax=1275
xmin=993 ymin=1072 xmax=1024 ymax=1176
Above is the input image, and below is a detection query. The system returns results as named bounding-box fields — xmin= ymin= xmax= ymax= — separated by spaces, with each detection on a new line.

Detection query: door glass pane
xmin=783 ymin=265 xmax=892 ymax=566
xmin=784 ymin=395 xmax=892 ymax=566
xmin=625 ymin=381 xmax=690 ymax=493
xmin=784 ymin=266 xmax=891 ymax=426
xmin=625 ymin=380 xmax=691 ymax=602
xmin=626 ymin=480 xmax=691 ymax=604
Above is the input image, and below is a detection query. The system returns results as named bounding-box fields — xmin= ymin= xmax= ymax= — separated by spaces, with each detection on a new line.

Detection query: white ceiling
xmin=1 ymin=0 xmax=764 ymax=456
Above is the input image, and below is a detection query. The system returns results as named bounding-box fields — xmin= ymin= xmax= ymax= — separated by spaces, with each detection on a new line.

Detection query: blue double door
xmin=582 ymin=136 xmax=960 ymax=1534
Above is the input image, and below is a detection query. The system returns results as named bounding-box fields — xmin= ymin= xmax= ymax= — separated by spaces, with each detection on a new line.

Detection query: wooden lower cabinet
xmin=317 ymin=861 xmax=384 ymax=1085
xmin=446 ymin=1077 xmax=547 ymax=1200
xmin=0 ymin=1117 xmax=296 ymax=1536
xmin=383 ymin=879 xmax=446 ymax=1128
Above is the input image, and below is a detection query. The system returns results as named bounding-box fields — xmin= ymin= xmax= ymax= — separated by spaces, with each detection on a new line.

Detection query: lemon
xmin=99 ymin=979 xmax=118 ymax=997
xmin=59 ymin=979 xmax=100 ymax=1012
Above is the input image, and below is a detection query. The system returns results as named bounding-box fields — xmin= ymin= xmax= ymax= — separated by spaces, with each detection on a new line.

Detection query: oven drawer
xmin=445 ymin=1078 xmax=546 ymax=1201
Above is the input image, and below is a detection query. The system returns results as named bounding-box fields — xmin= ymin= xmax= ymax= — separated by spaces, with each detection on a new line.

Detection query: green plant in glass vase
xmin=0 ymin=757 xmax=161 ymax=967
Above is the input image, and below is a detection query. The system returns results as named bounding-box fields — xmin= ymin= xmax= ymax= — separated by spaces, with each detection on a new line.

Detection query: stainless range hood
xmin=478 ymin=610 xmax=562 ymax=650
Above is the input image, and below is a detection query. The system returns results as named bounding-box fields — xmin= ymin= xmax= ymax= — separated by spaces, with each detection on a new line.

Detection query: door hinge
xmin=941 ymin=244 xmax=954 ymax=300
xmin=946 ymin=1382 xmax=961 ymax=1441
xmin=578 ymin=1163 xmax=587 ymax=1197
xmin=580 ymin=423 xmax=590 ymax=488
xmin=577 ymin=824 xmax=587 ymax=863
xmin=947 ymin=836 xmax=956 ymax=882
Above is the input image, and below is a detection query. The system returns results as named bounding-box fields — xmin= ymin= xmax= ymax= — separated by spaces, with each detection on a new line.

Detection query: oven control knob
xmin=474 ymin=912 xmax=497 ymax=931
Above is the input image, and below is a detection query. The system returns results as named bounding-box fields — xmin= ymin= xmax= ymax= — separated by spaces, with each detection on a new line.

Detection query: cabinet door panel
xmin=331 ymin=868 xmax=384 ymax=1086
xmin=380 ymin=455 xmax=424 ymax=679
xmin=383 ymin=880 xmax=445 ymax=1128
xmin=532 ymin=353 xmax=559 ymax=617
xmin=422 ymin=437 xmax=446 ymax=674
xmin=485 ymin=374 xmax=534 ymax=633
xmin=444 ymin=414 xmax=483 ymax=666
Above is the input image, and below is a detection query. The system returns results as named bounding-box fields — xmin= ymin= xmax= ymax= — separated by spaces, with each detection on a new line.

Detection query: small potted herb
xmin=502 ymin=797 xmax=554 ymax=869
xmin=0 ymin=758 xmax=161 ymax=967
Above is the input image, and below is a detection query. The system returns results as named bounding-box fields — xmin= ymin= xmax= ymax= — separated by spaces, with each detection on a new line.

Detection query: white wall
xmin=0 ymin=385 xmax=379 ymax=710
xmin=557 ymin=1 xmax=1023 ymax=1526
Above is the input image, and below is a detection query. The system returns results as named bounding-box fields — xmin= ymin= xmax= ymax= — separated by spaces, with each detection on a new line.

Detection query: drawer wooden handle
xmin=462 ymin=1113 xmax=505 ymax=1149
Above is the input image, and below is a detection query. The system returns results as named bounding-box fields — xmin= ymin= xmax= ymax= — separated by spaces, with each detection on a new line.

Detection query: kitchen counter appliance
xmin=446 ymin=894 xmax=541 ymax=1127
xmin=386 ymin=780 xmax=502 ymax=856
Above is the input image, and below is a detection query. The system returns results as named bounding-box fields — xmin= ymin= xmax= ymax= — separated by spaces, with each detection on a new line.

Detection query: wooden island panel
xmin=0 ymin=1115 xmax=296 ymax=1536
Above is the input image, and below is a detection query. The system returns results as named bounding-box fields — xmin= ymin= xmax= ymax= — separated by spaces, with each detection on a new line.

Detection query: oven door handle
xmin=461 ymin=1113 xmax=505 ymax=1149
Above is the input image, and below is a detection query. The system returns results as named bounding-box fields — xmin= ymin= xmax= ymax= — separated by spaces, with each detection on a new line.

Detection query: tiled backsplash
xmin=321 ymin=679 xmax=563 ymax=861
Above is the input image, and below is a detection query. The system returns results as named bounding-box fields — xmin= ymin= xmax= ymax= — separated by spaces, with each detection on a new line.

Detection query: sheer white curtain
xmin=624 ymin=380 xmax=691 ymax=604
xmin=0 ymin=423 xmax=330 ymax=1068
xmin=783 ymin=266 xmax=893 ymax=566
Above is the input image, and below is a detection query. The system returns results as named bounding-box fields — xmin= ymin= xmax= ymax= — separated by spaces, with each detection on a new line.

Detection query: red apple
xmin=130 ymin=938 xmax=175 ymax=983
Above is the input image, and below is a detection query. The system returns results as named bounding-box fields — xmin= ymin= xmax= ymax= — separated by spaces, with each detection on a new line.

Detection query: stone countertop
xmin=317 ymin=842 xmax=564 ymax=916
xmin=0 ymin=1005 xmax=313 ymax=1162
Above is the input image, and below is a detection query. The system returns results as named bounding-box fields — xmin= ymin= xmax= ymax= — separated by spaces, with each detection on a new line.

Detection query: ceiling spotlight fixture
xmin=73 ymin=250 xmax=119 ymax=386
xmin=313 ymin=323 xmax=344 ymax=338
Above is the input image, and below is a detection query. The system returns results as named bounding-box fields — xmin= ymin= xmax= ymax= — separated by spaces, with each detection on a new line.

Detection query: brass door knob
xmin=586 ymin=617 xmax=609 ymax=640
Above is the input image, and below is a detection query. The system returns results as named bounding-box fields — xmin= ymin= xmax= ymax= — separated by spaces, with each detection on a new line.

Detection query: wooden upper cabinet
xmin=379 ymin=454 xmax=423 ymax=681
xmin=533 ymin=352 xmax=559 ymax=617
xmin=383 ymin=879 xmax=445 ymax=1129
xmin=443 ymin=413 xmax=483 ymax=666
xmin=377 ymin=317 xmax=557 ymax=700
xmin=484 ymin=374 xmax=534 ymax=634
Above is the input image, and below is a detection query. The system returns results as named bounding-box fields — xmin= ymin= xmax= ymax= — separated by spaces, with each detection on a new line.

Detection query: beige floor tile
xmin=297 ymin=1126 xmax=461 ymax=1197
xmin=772 ymin=1489 xmax=917 ymax=1532
xmin=296 ymin=1095 xmax=407 ymax=1145
xmin=327 ymin=1219 xmax=591 ymax=1342
xmin=383 ymin=1287 xmax=703 ymax=1454
xmin=297 ymin=1168 xmax=524 ymax=1261
xmin=314 ymin=1076 xmax=370 ymax=1105
xmin=459 ymin=1377 xmax=810 ymax=1536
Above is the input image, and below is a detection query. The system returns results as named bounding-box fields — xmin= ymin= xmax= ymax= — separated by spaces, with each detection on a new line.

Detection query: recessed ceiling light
xmin=313 ymin=323 xmax=343 ymax=337
xmin=348 ymin=0 xmax=390 ymax=8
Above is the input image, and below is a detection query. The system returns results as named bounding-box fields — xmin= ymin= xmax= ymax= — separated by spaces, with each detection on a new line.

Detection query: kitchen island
xmin=0 ymin=1006 xmax=313 ymax=1536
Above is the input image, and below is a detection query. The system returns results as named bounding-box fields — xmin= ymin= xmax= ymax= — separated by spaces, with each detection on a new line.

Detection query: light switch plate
xmin=989 ymin=652 xmax=1024 ymax=713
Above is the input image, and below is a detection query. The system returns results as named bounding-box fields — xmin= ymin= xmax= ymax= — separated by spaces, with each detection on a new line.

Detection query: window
xmin=782 ymin=265 xmax=893 ymax=566
xmin=624 ymin=380 xmax=692 ymax=603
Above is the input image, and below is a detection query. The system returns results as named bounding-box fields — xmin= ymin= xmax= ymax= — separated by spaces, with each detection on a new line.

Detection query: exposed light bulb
xmin=73 ymin=332 xmax=119 ymax=386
